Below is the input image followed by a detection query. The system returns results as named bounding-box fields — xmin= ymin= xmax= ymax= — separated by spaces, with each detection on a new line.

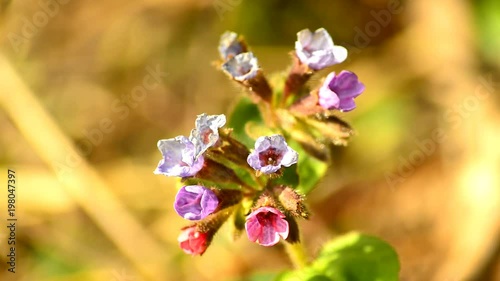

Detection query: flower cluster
xmin=154 ymin=28 xmax=366 ymax=256
xmin=155 ymin=114 xmax=303 ymax=254
xmin=289 ymin=28 xmax=365 ymax=112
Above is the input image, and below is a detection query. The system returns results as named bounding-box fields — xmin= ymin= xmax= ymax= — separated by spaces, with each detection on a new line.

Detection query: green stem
xmin=284 ymin=242 xmax=309 ymax=269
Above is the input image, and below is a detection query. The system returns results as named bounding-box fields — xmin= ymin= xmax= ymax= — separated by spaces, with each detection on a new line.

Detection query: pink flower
xmin=245 ymin=207 xmax=289 ymax=246
xmin=177 ymin=226 xmax=208 ymax=255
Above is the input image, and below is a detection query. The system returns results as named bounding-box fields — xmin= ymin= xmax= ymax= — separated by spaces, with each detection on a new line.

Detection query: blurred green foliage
xmin=276 ymin=233 xmax=399 ymax=281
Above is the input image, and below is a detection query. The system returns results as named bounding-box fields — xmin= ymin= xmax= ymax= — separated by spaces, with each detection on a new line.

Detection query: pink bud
xmin=178 ymin=226 xmax=208 ymax=255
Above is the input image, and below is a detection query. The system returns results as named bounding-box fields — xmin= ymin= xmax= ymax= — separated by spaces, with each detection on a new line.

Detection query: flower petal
xmin=245 ymin=216 xmax=262 ymax=242
xmin=295 ymin=28 xmax=347 ymax=70
xmin=222 ymin=52 xmax=259 ymax=81
xmin=174 ymin=185 xmax=219 ymax=220
xmin=258 ymin=224 xmax=281 ymax=246
xmin=247 ymin=135 xmax=298 ymax=174
xmin=154 ymin=136 xmax=204 ymax=177
xmin=190 ymin=113 xmax=226 ymax=158
xmin=178 ymin=227 xmax=208 ymax=255
xmin=318 ymin=71 xmax=365 ymax=111
xmin=245 ymin=207 xmax=289 ymax=247
xmin=281 ymin=147 xmax=299 ymax=167
xmin=218 ymin=31 xmax=245 ymax=60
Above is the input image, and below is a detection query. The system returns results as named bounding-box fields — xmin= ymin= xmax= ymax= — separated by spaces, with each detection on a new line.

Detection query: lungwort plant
xmin=154 ymin=28 xmax=400 ymax=281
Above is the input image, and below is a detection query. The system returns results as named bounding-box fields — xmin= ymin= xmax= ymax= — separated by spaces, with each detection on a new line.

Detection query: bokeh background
xmin=0 ymin=0 xmax=499 ymax=280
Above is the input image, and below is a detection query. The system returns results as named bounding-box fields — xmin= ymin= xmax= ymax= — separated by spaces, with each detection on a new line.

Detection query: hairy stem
xmin=284 ymin=241 xmax=309 ymax=269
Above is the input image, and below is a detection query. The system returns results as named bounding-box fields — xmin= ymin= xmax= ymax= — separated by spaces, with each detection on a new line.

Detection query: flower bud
xmin=274 ymin=185 xmax=310 ymax=219
xmin=218 ymin=31 xmax=247 ymax=61
xmin=174 ymin=185 xmax=219 ymax=220
xmin=318 ymin=71 xmax=365 ymax=112
xmin=178 ymin=226 xmax=209 ymax=255
xmin=178 ymin=205 xmax=237 ymax=255
xmin=222 ymin=52 xmax=272 ymax=102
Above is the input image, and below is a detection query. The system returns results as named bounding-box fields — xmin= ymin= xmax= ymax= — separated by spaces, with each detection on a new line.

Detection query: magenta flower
xmin=222 ymin=52 xmax=259 ymax=81
xmin=154 ymin=136 xmax=204 ymax=177
xmin=174 ymin=185 xmax=219 ymax=220
xmin=295 ymin=28 xmax=348 ymax=70
xmin=318 ymin=71 xmax=365 ymax=112
xmin=178 ymin=226 xmax=208 ymax=255
xmin=245 ymin=207 xmax=289 ymax=246
xmin=190 ymin=113 xmax=226 ymax=158
xmin=218 ymin=31 xmax=246 ymax=60
xmin=247 ymin=135 xmax=298 ymax=174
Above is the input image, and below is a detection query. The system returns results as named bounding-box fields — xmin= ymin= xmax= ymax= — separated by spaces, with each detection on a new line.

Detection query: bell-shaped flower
xmin=154 ymin=136 xmax=204 ymax=177
xmin=245 ymin=207 xmax=289 ymax=246
xmin=190 ymin=113 xmax=226 ymax=158
xmin=295 ymin=28 xmax=348 ymax=70
xmin=222 ymin=52 xmax=259 ymax=81
xmin=318 ymin=70 xmax=365 ymax=112
xmin=218 ymin=31 xmax=246 ymax=60
xmin=174 ymin=185 xmax=219 ymax=220
xmin=247 ymin=135 xmax=298 ymax=174
xmin=178 ymin=226 xmax=209 ymax=255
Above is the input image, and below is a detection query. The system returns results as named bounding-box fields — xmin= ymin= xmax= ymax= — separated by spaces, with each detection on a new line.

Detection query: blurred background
xmin=0 ymin=0 xmax=499 ymax=280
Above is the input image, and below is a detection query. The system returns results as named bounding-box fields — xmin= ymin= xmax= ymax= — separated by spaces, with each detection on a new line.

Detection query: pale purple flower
xmin=222 ymin=52 xmax=259 ymax=81
xmin=245 ymin=207 xmax=289 ymax=246
xmin=295 ymin=28 xmax=348 ymax=70
xmin=218 ymin=31 xmax=245 ymax=60
xmin=247 ymin=135 xmax=298 ymax=174
xmin=318 ymin=71 xmax=365 ymax=112
xmin=190 ymin=113 xmax=226 ymax=158
xmin=174 ymin=185 xmax=219 ymax=220
xmin=154 ymin=136 xmax=204 ymax=177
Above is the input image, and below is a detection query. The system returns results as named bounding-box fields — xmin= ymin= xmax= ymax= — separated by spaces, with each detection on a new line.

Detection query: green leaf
xmin=272 ymin=163 xmax=299 ymax=188
xmin=225 ymin=272 xmax=279 ymax=281
xmin=277 ymin=232 xmax=400 ymax=281
xmin=474 ymin=0 xmax=500 ymax=67
xmin=286 ymin=139 xmax=328 ymax=194
xmin=228 ymin=97 xmax=264 ymax=147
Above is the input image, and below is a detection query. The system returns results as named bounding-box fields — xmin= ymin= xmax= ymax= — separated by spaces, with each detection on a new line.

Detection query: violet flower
xmin=295 ymin=28 xmax=348 ymax=70
xmin=245 ymin=207 xmax=289 ymax=246
xmin=218 ymin=31 xmax=246 ymax=60
xmin=154 ymin=136 xmax=204 ymax=177
xmin=318 ymin=71 xmax=365 ymax=112
xmin=174 ymin=185 xmax=219 ymax=220
xmin=178 ymin=226 xmax=208 ymax=255
xmin=247 ymin=135 xmax=298 ymax=174
xmin=190 ymin=113 xmax=226 ymax=158
xmin=222 ymin=52 xmax=259 ymax=81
